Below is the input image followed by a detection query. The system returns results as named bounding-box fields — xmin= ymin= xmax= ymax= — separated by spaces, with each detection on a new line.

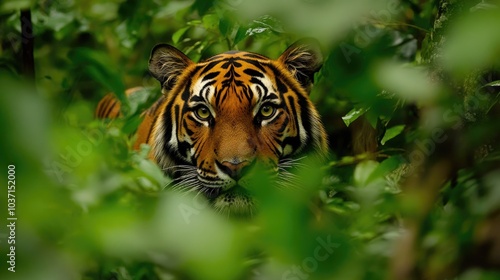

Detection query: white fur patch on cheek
xmin=297 ymin=111 xmax=308 ymax=146
xmin=167 ymin=122 xmax=177 ymax=149
xmin=188 ymin=147 xmax=195 ymax=159
xmin=152 ymin=122 xmax=174 ymax=170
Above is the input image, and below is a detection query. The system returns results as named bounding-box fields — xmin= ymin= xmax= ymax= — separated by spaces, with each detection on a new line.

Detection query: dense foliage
xmin=1 ymin=0 xmax=500 ymax=279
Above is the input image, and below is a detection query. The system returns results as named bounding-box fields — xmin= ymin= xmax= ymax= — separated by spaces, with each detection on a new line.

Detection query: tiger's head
xmin=148 ymin=41 xmax=328 ymax=216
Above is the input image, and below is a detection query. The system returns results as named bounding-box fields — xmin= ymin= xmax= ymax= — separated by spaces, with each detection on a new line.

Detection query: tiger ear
xmin=149 ymin=44 xmax=193 ymax=90
xmin=278 ymin=39 xmax=323 ymax=91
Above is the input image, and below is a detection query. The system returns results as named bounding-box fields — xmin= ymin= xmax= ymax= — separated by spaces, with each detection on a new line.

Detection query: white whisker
xmin=276 ymin=157 xmax=308 ymax=191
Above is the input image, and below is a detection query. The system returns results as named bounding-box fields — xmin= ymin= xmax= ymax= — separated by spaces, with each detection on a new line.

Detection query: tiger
xmin=96 ymin=41 xmax=328 ymax=215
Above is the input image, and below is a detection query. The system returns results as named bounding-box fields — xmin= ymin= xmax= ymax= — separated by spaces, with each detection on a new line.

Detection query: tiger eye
xmin=196 ymin=106 xmax=211 ymax=120
xmin=260 ymin=105 xmax=275 ymax=118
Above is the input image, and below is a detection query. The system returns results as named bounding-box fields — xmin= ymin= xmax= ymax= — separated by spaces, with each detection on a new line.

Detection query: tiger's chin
xmin=210 ymin=185 xmax=256 ymax=217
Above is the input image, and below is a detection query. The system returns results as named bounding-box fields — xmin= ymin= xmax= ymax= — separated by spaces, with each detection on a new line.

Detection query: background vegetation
xmin=1 ymin=0 xmax=500 ymax=279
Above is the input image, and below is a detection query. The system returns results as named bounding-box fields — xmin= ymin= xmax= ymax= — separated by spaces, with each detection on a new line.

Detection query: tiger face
xmin=148 ymin=41 xmax=328 ymax=215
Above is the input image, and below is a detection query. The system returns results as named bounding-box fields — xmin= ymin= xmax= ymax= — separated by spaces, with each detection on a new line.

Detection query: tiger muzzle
xmin=216 ymin=158 xmax=255 ymax=181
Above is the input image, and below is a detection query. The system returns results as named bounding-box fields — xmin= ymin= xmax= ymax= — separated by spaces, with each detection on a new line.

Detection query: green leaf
xmin=68 ymin=48 xmax=128 ymax=113
xmin=245 ymin=27 xmax=269 ymax=36
xmin=365 ymin=110 xmax=379 ymax=128
xmin=191 ymin=0 xmax=216 ymax=15
xmin=252 ymin=15 xmax=285 ymax=33
xmin=366 ymin=156 xmax=404 ymax=183
xmin=381 ymin=125 xmax=405 ymax=145
xmin=342 ymin=107 xmax=368 ymax=127
xmin=470 ymin=2 xmax=498 ymax=12
xmin=128 ymin=88 xmax=155 ymax=115
xmin=219 ymin=17 xmax=232 ymax=37
xmin=172 ymin=26 xmax=190 ymax=44
xmin=132 ymin=152 xmax=171 ymax=188
xmin=375 ymin=61 xmax=440 ymax=102
xmin=241 ymin=16 xmax=284 ymax=39
xmin=442 ymin=10 xmax=500 ymax=78
xmin=0 ymin=0 xmax=31 ymax=12
xmin=121 ymin=115 xmax=141 ymax=135
xmin=482 ymin=80 xmax=500 ymax=87
xmin=234 ymin=26 xmax=247 ymax=45
xmin=354 ymin=160 xmax=379 ymax=187
xmin=202 ymin=14 xmax=219 ymax=30
xmin=44 ymin=10 xmax=75 ymax=33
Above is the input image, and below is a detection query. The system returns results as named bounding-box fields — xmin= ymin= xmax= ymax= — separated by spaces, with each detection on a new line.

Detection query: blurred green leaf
xmin=68 ymin=48 xmax=128 ymax=112
xmin=172 ymin=26 xmax=190 ymax=44
xmin=0 ymin=0 xmax=31 ymax=12
xmin=43 ymin=10 xmax=75 ymax=33
xmin=342 ymin=107 xmax=368 ymax=127
xmin=366 ymin=156 xmax=404 ymax=184
xmin=366 ymin=109 xmax=380 ymax=129
xmin=2 ymin=1 xmax=500 ymax=279
xmin=202 ymin=13 xmax=219 ymax=30
xmin=192 ymin=0 xmax=216 ymax=15
xmin=381 ymin=125 xmax=405 ymax=145
xmin=375 ymin=61 xmax=440 ymax=103
xmin=234 ymin=26 xmax=247 ymax=45
xmin=443 ymin=9 xmax=500 ymax=77
xmin=354 ymin=160 xmax=379 ymax=187
xmin=219 ymin=16 xmax=232 ymax=37
xmin=483 ymin=80 xmax=500 ymax=88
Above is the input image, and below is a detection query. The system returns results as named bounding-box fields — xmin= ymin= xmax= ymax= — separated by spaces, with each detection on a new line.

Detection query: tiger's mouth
xmin=167 ymin=170 xmax=258 ymax=217
xmin=167 ymin=158 xmax=301 ymax=217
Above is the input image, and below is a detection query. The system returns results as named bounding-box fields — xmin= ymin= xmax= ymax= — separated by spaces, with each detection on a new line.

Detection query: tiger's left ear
xmin=278 ymin=39 xmax=323 ymax=91
xmin=149 ymin=44 xmax=194 ymax=90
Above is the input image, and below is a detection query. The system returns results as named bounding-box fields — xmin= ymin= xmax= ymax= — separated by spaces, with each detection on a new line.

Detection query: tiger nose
xmin=217 ymin=159 xmax=253 ymax=180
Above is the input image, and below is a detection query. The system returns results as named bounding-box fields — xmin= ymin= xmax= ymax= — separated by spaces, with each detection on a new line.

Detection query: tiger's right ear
xmin=149 ymin=44 xmax=193 ymax=90
xmin=278 ymin=39 xmax=323 ymax=91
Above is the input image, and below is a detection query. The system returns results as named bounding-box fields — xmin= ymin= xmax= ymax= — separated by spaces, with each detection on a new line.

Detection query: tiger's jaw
xmin=210 ymin=184 xmax=255 ymax=217
xmin=197 ymin=173 xmax=259 ymax=217
xmin=165 ymin=156 xmax=302 ymax=217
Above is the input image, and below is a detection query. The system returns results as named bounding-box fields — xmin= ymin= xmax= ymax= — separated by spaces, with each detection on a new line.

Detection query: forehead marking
xmin=189 ymin=56 xmax=283 ymax=117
